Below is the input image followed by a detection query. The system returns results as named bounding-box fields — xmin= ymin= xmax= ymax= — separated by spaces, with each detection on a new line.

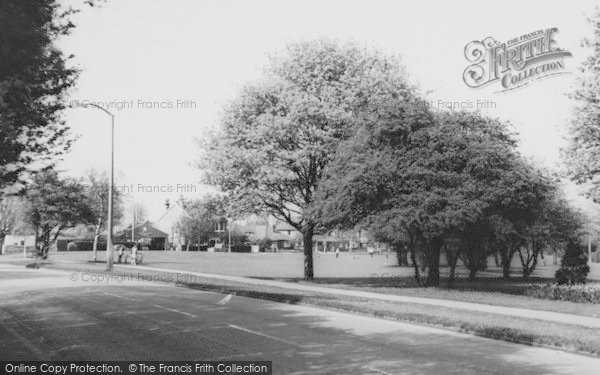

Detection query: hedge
xmin=526 ymin=283 xmax=600 ymax=304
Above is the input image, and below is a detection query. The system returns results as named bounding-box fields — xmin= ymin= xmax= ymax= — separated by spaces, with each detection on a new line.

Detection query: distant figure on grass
xmin=368 ymin=246 xmax=375 ymax=258
xmin=117 ymin=245 xmax=124 ymax=264
xmin=131 ymin=243 xmax=138 ymax=266
xmin=335 ymin=248 xmax=340 ymax=258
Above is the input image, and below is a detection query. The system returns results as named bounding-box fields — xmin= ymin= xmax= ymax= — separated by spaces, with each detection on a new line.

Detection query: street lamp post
xmin=87 ymin=103 xmax=115 ymax=271
xmin=228 ymin=218 xmax=231 ymax=253
xmin=589 ymin=233 xmax=592 ymax=264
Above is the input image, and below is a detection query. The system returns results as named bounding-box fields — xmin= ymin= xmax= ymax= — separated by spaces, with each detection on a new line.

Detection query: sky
xmin=56 ymin=0 xmax=600 ymax=221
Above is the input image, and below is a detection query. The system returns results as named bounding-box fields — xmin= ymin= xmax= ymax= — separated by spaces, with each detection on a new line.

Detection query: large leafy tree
xmin=563 ymin=9 xmax=600 ymax=201
xmin=24 ymin=170 xmax=94 ymax=259
xmin=0 ymin=0 xmax=85 ymax=191
xmin=484 ymin=160 xmax=558 ymax=279
xmin=200 ymin=39 xmax=428 ymax=279
xmin=315 ymin=111 xmax=525 ymax=285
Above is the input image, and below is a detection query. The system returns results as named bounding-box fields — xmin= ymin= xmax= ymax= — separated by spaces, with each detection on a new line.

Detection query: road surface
xmin=1 ymin=264 xmax=599 ymax=374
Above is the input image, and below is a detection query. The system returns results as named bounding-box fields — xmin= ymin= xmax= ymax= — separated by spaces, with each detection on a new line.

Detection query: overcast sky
xmin=56 ymin=0 xmax=599 ymax=221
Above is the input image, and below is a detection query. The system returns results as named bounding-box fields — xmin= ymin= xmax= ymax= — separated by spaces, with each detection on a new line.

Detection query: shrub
xmin=555 ymin=240 xmax=589 ymax=285
xmin=526 ymin=283 xmax=600 ymax=304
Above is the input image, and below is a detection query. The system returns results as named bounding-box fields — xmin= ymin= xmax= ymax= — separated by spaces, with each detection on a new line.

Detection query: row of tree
xmin=315 ymin=110 xmax=584 ymax=285
xmin=201 ymin=39 xmax=589 ymax=283
xmin=0 ymin=169 xmax=128 ymax=259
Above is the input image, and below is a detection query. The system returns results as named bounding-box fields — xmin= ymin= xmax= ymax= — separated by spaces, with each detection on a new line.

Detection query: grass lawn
xmin=3 ymin=250 xmax=599 ymax=318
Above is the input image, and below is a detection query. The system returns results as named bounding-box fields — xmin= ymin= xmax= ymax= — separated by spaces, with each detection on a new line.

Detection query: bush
xmin=555 ymin=240 xmax=589 ymax=285
xmin=526 ymin=283 xmax=600 ymax=304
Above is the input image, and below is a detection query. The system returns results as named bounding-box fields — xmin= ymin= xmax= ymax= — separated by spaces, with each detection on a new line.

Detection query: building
xmin=154 ymin=199 xmax=190 ymax=247
xmin=313 ymin=229 xmax=372 ymax=253
xmin=1 ymin=235 xmax=35 ymax=255
xmin=233 ymin=216 xmax=300 ymax=250
xmin=116 ymin=221 xmax=169 ymax=250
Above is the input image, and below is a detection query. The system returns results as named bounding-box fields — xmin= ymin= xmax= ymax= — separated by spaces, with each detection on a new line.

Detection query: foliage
xmin=176 ymin=195 xmax=227 ymax=248
xmin=0 ymin=0 xmax=86 ymax=191
xmin=199 ymin=39 xmax=423 ymax=279
xmin=563 ymin=9 xmax=600 ymax=201
xmin=23 ymin=170 xmax=95 ymax=258
xmin=85 ymin=169 xmax=124 ymax=228
xmin=130 ymin=201 xmax=148 ymax=225
xmin=0 ymin=196 xmax=31 ymax=247
xmin=315 ymin=107 xmax=584 ymax=285
xmin=84 ymin=169 xmax=124 ymax=259
xmin=555 ymin=240 xmax=590 ymax=285
xmin=527 ymin=283 xmax=600 ymax=304
xmin=315 ymin=110 xmax=524 ymax=285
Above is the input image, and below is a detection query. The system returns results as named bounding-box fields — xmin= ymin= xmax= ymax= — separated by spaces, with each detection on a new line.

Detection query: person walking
xmin=335 ymin=248 xmax=340 ymax=258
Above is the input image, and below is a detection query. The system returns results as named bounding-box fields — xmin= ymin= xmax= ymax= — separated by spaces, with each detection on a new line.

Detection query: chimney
xmin=165 ymin=199 xmax=170 ymax=211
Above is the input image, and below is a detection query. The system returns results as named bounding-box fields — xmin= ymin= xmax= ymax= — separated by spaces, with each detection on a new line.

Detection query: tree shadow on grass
xmin=254 ymin=275 xmax=553 ymax=295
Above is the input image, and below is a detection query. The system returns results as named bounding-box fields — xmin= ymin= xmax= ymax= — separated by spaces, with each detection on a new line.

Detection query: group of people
xmin=116 ymin=243 xmax=140 ymax=266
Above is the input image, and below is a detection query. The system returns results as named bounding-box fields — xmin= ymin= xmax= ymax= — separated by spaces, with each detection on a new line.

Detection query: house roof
xmin=274 ymin=221 xmax=298 ymax=232
xmin=156 ymin=200 xmax=190 ymax=223
xmin=118 ymin=221 xmax=168 ymax=238
xmin=269 ymin=232 xmax=295 ymax=241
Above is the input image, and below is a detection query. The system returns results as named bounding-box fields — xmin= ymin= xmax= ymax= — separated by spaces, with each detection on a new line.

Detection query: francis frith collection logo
xmin=463 ymin=28 xmax=572 ymax=91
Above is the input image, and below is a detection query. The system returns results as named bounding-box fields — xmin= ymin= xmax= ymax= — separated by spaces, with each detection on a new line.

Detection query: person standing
xmin=117 ymin=245 xmax=124 ymax=264
xmin=131 ymin=243 xmax=138 ymax=266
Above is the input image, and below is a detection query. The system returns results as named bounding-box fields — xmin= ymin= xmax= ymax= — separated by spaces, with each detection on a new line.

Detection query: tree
xmin=176 ymin=195 xmax=227 ymax=250
xmin=130 ymin=201 xmax=148 ymax=226
xmin=555 ymin=239 xmax=590 ymax=284
xmin=199 ymin=39 xmax=424 ymax=279
xmin=0 ymin=196 xmax=28 ymax=251
xmin=563 ymin=9 xmax=600 ymax=201
xmin=24 ymin=170 xmax=94 ymax=259
xmin=84 ymin=169 xmax=123 ymax=261
xmin=315 ymin=111 xmax=523 ymax=286
xmin=0 ymin=1 xmax=90 ymax=191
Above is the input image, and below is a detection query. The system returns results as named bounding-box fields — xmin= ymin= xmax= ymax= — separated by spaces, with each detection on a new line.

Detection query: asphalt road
xmin=1 ymin=264 xmax=599 ymax=375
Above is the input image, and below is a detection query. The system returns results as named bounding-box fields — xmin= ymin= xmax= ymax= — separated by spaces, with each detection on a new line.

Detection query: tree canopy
xmin=176 ymin=195 xmax=227 ymax=249
xmin=563 ymin=9 xmax=600 ymax=202
xmin=315 ymin=110 xmax=578 ymax=284
xmin=199 ymin=39 xmax=429 ymax=279
xmin=0 ymin=0 xmax=84 ymax=191
xmin=23 ymin=170 xmax=94 ymax=258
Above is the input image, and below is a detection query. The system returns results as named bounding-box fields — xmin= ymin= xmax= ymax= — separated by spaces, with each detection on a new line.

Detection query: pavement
xmin=124 ymin=264 xmax=600 ymax=329
xmin=1 ymin=263 xmax=600 ymax=374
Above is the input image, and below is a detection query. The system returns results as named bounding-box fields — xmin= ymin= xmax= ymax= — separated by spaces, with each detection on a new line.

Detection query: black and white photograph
xmin=2 ymin=0 xmax=600 ymax=374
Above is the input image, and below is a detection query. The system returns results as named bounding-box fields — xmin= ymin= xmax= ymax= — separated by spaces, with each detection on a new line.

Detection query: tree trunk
xmin=447 ymin=249 xmax=458 ymax=284
xmin=469 ymin=267 xmax=477 ymax=281
xmin=92 ymin=217 xmax=102 ymax=262
xmin=522 ymin=248 xmax=539 ymax=279
xmin=500 ymin=248 xmax=515 ymax=279
xmin=395 ymin=243 xmax=408 ymax=266
xmin=493 ymin=251 xmax=500 ymax=267
xmin=410 ymin=246 xmax=421 ymax=285
xmin=425 ymin=240 xmax=441 ymax=286
xmin=302 ymin=227 xmax=314 ymax=280
xmin=0 ymin=232 xmax=6 ymax=255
